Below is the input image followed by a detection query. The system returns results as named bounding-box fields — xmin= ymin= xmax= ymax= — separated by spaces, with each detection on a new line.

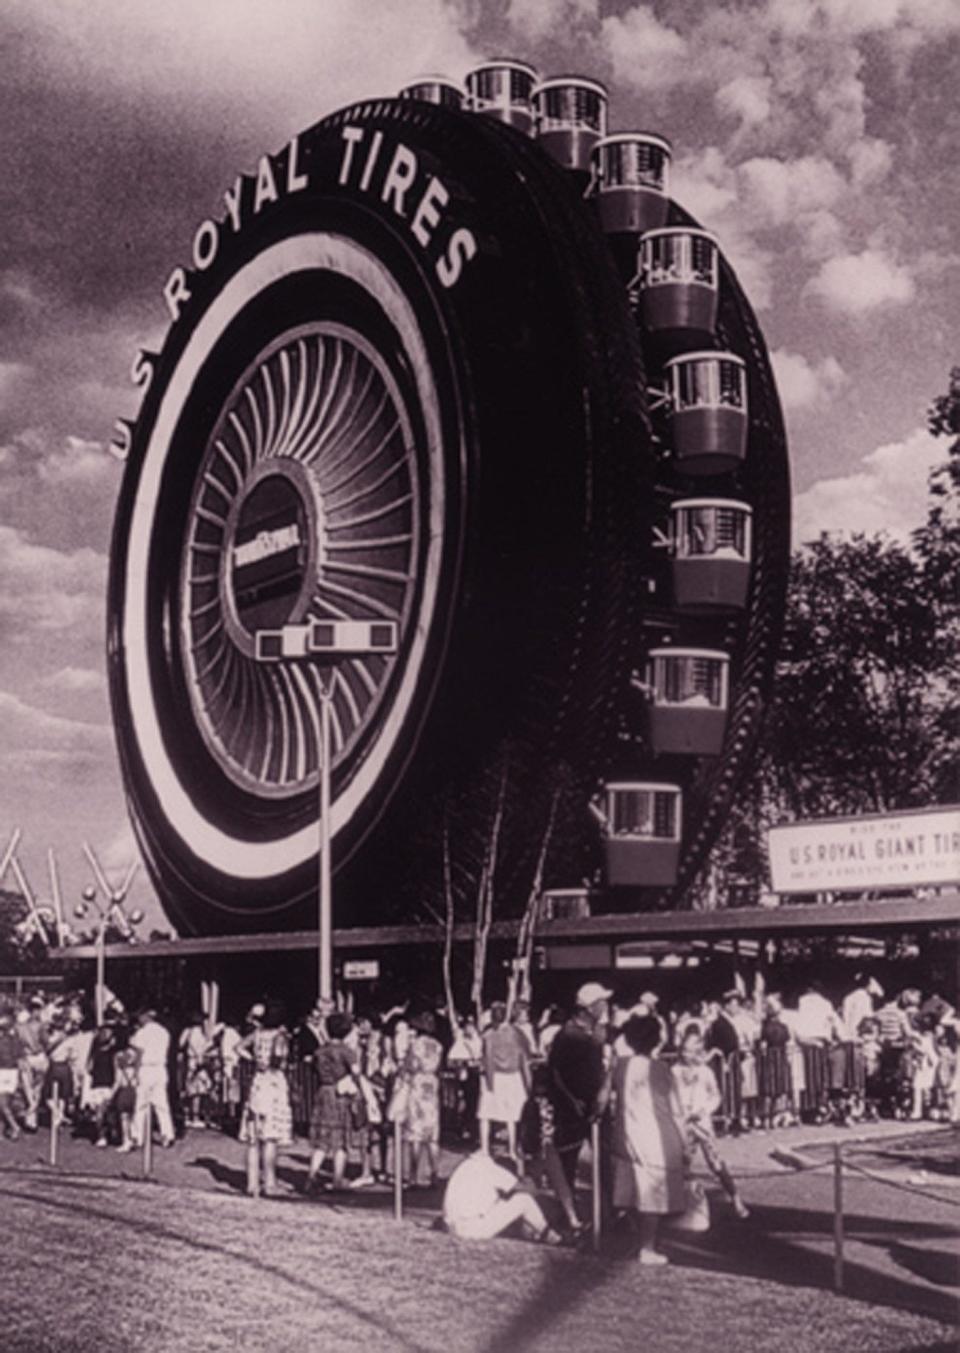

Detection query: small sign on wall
xmin=342 ymin=959 xmax=380 ymax=981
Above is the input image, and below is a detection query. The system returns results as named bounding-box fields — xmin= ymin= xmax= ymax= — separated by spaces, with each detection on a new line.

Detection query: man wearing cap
xmin=542 ymin=982 xmax=611 ymax=1234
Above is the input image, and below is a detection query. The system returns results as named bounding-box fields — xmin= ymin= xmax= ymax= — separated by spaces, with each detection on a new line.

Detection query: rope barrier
xmin=590 ymin=1120 xmax=601 ymax=1253
xmin=833 ymin=1144 xmax=844 ymax=1292
xmin=49 ymin=1086 xmax=60 ymax=1168
xmin=840 ymin=1156 xmax=960 ymax=1208
xmin=142 ymin=1116 xmax=153 ymax=1178
xmin=393 ymin=1118 xmax=403 ymax=1221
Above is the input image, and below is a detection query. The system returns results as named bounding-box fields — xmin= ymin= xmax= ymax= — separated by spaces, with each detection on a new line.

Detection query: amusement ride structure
xmin=107 ymin=60 xmax=791 ymax=945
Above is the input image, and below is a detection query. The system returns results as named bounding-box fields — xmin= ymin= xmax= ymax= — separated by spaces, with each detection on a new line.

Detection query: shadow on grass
xmin=474 ymin=1244 xmax=619 ymax=1353
xmin=185 ymin=1154 xmax=327 ymax=1201
xmin=888 ymin=1243 xmax=960 ymax=1290
xmin=0 ymin=1180 xmax=432 ymax=1353
xmin=660 ymin=1200 xmax=959 ymax=1325
xmin=186 ymin=1155 xmax=248 ymax=1194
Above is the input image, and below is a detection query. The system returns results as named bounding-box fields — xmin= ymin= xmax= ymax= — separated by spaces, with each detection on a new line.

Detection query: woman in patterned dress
xmin=401 ymin=1012 xmax=444 ymax=1188
xmin=238 ymin=1000 xmax=292 ymax=1197
xmin=306 ymin=1012 xmax=364 ymax=1191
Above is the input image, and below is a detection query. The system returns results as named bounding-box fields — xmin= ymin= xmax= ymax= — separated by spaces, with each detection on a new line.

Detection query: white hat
xmin=576 ymin=981 xmax=613 ymax=1008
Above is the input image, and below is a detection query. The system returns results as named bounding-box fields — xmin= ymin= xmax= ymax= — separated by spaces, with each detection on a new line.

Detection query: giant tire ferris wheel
xmin=108 ymin=66 xmax=790 ymax=936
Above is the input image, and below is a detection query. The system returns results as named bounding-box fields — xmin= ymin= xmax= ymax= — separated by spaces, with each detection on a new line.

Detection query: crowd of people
xmin=0 ymin=971 xmax=956 ymax=1261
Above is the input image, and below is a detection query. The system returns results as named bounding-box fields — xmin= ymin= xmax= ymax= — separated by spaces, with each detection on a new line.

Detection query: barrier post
xmin=142 ymin=1112 xmax=153 ymax=1178
xmin=590 ymin=1119 xmax=602 ymax=1253
xmin=49 ymin=1085 xmax=60 ymax=1167
xmin=833 ymin=1142 xmax=844 ymax=1293
xmin=393 ymin=1119 xmax=403 ymax=1221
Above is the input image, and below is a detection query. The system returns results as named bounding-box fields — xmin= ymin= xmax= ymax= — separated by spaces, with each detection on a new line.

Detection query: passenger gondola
xmin=645 ymin=647 xmax=729 ymax=756
xmin=595 ymin=782 xmax=682 ymax=887
xmin=670 ymin=498 xmax=752 ymax=612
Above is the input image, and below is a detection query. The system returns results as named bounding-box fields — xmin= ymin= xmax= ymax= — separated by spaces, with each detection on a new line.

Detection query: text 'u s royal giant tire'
xmin=108 ymin=99 xmax=651 ymax=934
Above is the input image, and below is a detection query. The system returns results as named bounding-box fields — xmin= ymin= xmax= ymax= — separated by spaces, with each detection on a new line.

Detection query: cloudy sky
xmin=0 ymin=0 xmax=956 ymax=932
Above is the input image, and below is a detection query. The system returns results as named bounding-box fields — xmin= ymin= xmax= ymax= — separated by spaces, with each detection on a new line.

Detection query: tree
xmin=767 ymin=532 xmax=953 ymax=816
xmin=914 ymin=366 xmax=960 ymax=774
xmin=692 ymin=369 xmax=960 ymax=906
xmin=921 ymin=364 xmax=960 ymax=544
xmin=0 ymin=887 xmax=49 ymax=972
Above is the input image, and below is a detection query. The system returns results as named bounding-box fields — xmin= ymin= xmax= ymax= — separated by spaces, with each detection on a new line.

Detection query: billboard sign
xmin=768 ymin=807 xmax=960 ymax=894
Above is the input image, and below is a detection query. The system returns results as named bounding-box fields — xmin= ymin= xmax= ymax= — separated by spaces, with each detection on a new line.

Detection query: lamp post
xmin=74 ymin=885 xmax=144 ymax=1023
xmin=254 ymin=619 xmax=398 ymax=1000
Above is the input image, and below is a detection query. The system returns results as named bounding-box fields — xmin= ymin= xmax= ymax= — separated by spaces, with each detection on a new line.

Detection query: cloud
xmin=771 ymin=349 xmax=849 ymax=412
xmin=97 ymin=822 xmax=141 ymax=873
xmin=40 ymin=666 xmax=106 ymax=694
xmin=0 ymin=362 xmax=30 ymax=399
xmin=716 ymin=75 xmax=773 ymax=131
xmin=768 ymin=0 xmax=960 ymax=39
xmin=600 ymin=6 xmax=688 ymax=91
xmin=0 ymin=525 xmax=106 ymax=637
xmin=5 ymin=1 xmax=482 ymax=125
xmin=804 ymin=247 xmax=916 ymax=314
xmin=739 ymin=155 xmax=846 ymax=228
xmin=0 ymin=688 xmax=111 ymax=755
xmin=848 ymin=137 xmax=894 ymax=188
xmin=1 ymin=269 xmax=45 ymax=316
xmin=671 ymin=147 xmax=777 ymax=309
xmin=36 ymin=435 xmax=114 ymax=486
xmin=506 ymin=0 xmax=598 ymax=42
xmin=793 ymin=425 xmax=945 ymax=546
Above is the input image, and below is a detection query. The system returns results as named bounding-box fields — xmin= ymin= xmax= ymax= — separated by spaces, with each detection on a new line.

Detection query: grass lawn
xmin=1 ymin=1170 xmax=956 ymax=1353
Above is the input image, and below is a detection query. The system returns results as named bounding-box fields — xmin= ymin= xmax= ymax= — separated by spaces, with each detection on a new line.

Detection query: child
xmin=909 ymin=1015 xmax=938 ymax=1121
xmin=113 ymin=1043 xmax=139 ymax=1152
xmin=858 ymin=1017 xmax=882 ymax=1122
xmin=238 ymin=1000 xmax=292 ymax=1197
xmin=671 ymin=1029 xmax=749 ymax=1219
xmin=0 ymin=1009 xmax=23 ymax=1140
xmin=85 ymin=1024 xmax=119 ymax=1147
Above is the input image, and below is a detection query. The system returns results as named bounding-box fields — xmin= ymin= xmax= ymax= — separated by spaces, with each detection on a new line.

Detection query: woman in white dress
xmin=611 ymin=1013 xmax=686 ymax=1265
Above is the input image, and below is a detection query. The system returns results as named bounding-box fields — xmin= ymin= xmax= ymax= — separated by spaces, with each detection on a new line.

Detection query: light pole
xmin=254 ymin=619 xmax=398 ymax=1000
xmin=74 ymin=884 xmax=144 ymax=1024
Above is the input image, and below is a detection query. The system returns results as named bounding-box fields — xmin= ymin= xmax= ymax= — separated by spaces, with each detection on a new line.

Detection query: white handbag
xmin=669 ymin=1179 xmax=711 ymax=1233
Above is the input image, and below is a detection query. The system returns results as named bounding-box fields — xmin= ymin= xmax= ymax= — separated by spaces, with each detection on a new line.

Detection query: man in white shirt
xmin=841 ymin=976 xmax=883 ymax=1041
xmin=129 ymin=1009 xmax=175 ymax=1148
xmin=443 ymin=1151 xmax=561 ymax=1243
xmin=795 ymin=985 xmax=842 ymax=1046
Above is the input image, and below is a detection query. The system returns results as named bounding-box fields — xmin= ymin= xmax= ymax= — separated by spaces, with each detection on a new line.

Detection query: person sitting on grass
xmin=442 ymin=1150 xmax=562 ymax=1244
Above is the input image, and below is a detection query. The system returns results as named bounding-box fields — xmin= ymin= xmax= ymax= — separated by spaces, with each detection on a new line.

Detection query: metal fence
xmin=172 ymin=1039 xmax=881 ymax=1141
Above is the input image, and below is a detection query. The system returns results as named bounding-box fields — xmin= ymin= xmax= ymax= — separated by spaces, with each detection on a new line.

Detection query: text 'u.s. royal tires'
xmin=108 ymin=99 xmax=650 ymax=934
